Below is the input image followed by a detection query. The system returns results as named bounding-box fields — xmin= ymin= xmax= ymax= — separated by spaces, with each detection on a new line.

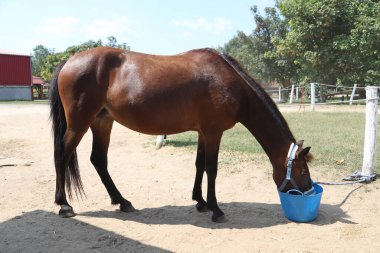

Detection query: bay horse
xmin=50 ymin=47 xmax=313 ymax=222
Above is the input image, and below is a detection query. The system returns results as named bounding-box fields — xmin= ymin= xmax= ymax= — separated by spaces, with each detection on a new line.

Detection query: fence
xmin=266 ymin=84 xmax=379 ymax=180
xmin=362 ymin=86 xmax=378 ymax=178
xmin=265 ymin=83 xmax=370 ymax=106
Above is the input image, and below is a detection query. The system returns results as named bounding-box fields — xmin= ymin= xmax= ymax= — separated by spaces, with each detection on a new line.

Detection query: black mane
xmin=219 ymin=52 xmax=296 ymax=143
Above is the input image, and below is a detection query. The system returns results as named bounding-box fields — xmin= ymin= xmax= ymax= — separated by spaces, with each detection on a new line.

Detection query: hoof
xmin=120 ymin=202 xmax=135 ymax=213
xmin=59 ymin=205 xmax=75 ymax=218
xmin=196 ymin=202 xmax=209 ymax=212
xmin=211 ymin=208 xmax=227 ymax=223
xmin=212 ymin=214 xmax=227 ymax=223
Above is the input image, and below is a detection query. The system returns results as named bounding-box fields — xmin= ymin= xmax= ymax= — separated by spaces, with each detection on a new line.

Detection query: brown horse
xmin=50 ymin=47 xmax=313 ymax=222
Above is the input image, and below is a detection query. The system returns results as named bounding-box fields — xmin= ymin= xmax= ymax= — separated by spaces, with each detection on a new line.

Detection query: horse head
xmin=277 ymin=140 xmax=314 ymax=194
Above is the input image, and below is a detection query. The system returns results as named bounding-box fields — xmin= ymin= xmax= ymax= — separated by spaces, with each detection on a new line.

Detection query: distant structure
xmin=0 ymin=49 xmax=32 ymax=100
xmin=32 ymin=76 xmax=48 ymax=99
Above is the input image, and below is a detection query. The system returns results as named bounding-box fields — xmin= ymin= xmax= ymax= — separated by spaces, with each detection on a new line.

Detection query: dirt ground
xmin=0 ymin=103 xmax=379 ymax=253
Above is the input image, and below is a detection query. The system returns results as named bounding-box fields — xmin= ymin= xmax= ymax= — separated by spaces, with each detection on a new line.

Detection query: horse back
xmin=59 ymin=47 xmax=245 ymax=135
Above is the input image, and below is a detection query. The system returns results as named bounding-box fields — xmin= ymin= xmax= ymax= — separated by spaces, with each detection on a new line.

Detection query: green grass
xmin=0 ymin=100 xmax=49 ymax=104
xmin=166 ymin=112 xmax=380 ymax=175
xmin=285 ymin=112 xmax=370 ymax=173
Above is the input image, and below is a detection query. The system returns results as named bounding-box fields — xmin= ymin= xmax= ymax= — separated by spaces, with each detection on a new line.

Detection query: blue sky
xmin=0 ymin=0 xmax=275 ymax=55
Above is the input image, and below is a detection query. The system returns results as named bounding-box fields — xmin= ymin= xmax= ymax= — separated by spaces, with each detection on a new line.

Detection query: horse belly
xmin=106 ymin=99 xmax=198 ymax=135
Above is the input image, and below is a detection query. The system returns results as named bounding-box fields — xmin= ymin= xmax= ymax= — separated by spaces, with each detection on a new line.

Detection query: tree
xmin=279 ymin=0 xmax=380 ymax=84
xmin=250 ymin=6 xmax=297 ymax=87
xmin=106 ymin=36 xmax=129 ymax=50
xmin=222 ymin=5 xmax=297 ymax=87
xmin=220 ymin=31 xmax=259 ymax=79
xmin=31 ymin=45 xmax=53 ymax=77
xmin=40 ymin=52 xmax=70 ymax=81
xmin=222 ymin=0 xmax=380 ymax=86
xmin=347 ymin=0 xmax=380 ymax=84
xmin=33 ymin=36 xmax=130 ymax=82
xmin=65 ymin=39 xmax=103 ymax=56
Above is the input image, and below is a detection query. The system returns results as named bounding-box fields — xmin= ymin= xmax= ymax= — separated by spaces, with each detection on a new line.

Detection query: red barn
xmin=0 ymin=49 xmax=32 ymax=100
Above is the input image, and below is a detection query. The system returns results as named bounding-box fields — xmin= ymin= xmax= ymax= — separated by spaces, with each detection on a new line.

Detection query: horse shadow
xmin=0 ymin=190 xmax=357 ymax=252
xmin=165 ymin=140 xmax=197 ymax=148
xmin=0 ymin=210 xmax=170 ymax=252
xmin=80 ymin=201 xmax=354 ymax=229
xmin=81 ymin=185 xmax=362 ymax=228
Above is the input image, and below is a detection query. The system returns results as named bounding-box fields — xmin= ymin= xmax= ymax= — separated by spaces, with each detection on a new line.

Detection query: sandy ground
xmin=0 ymin=103 xmax=379 ymax=253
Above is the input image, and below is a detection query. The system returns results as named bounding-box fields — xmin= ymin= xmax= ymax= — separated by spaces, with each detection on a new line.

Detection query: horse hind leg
xmin=90 ymin=112 xmax=135 ymax=213
xmin=56 ymin=127 xmax=87 ymax=218
xmin=54 ymin=101 xmax=103 ymax=217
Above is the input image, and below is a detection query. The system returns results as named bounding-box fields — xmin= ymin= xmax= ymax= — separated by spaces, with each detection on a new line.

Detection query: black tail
xmin=50 ymin=61 xmax=84 ymax=199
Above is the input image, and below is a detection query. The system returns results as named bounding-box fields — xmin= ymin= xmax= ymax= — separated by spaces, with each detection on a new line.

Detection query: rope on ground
xmin=314 ymin=171 xmax=376 ymax=186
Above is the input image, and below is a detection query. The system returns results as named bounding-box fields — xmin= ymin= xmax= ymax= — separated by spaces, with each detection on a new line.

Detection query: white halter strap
xmin=278 ymin=143 xmax=315 ymax=195
xmin=278 ymin=143 xmax=299 ymax=192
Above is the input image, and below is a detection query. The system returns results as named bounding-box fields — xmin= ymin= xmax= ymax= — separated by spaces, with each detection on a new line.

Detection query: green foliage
xmin=105 ymin=36 xmax=129 ymax=49
xmin=220 ymin=32 xmax=259 ymax=79
xmin=222 ymin=0 xmax=380 ymax=86
xmin=40 ymin=52 xmax=70 ymax=81
xmin=250 ymin=6 xmax=297 ymax=87
xmin=31 ymin=45 xmax=54 ymax=77
xmin=31 ymin=36 xmax=130 ymax=82
xmin=65 ymin=39 xmax=103 ymax=56
xmin=279 ymin=0 xmax=380 ymax=85
xmin=222 ymin=6 xmax=296 ymax=86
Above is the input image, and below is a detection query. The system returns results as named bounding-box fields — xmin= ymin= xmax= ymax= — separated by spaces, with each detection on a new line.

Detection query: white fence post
xmin=289 ymin=84 xmax=295 ymax=104
xmin=349 ymin=84 xmax=358 ymax=105
xmin=156 ymin=135 xmax=166 ymax=149
xmin=278 ymin=87 xmax=282 ymax=102
xmin=296 ymin=87 xmax=299 ymax=101
xmin=362 ymin=86 xmax=378 ymax=177
xmin=310 ymin=83 xmax=316 ymax=111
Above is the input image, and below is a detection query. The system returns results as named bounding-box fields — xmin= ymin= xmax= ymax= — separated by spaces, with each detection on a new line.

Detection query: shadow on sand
xmin=1 ymin=186 xmax=359 ymax=252
xmin=80 ymin=201 xmax=355 ymax=229
xmin=0 ymin=210 xmax=170 ymax=253
xmin=165 ymin=140 xmax=197 ymax=148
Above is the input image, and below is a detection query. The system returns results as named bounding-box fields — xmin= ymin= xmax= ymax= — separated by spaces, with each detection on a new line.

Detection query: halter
xmin=278 ymin=143 xmax=315 ymax=195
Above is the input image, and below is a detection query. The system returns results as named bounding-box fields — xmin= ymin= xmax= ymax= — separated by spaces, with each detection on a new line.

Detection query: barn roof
xmin=0 ymin=49 xmax=30 ymax=57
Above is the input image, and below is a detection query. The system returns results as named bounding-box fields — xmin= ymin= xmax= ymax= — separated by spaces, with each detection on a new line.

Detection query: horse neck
xmin=218 ymin=52 xmax=293 ymax=180
xmin=240 ymin=93 xmax=294 ymax=169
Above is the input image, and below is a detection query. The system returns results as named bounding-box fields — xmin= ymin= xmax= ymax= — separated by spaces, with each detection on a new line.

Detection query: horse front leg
xmin=192 ymin=134 xmax=208 ymax=212
xmin=90 ymin=114 xmax=135 ymax=213
xmin=204 ymin=131 xmax=226 ymax=223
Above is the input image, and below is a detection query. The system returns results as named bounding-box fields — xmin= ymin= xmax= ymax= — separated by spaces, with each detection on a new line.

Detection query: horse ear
xmin=299 ymin=147 xmax=314 ymax=161
xmin=296 ymin=140 xmax=304 ymax=148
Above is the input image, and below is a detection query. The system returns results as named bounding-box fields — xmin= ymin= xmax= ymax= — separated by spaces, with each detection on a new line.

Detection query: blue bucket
xmin=278 ymin=183 xmax=323 ymax=222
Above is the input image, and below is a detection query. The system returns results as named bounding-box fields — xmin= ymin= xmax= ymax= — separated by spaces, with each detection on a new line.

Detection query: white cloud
xmin=30 ymin=15 xmax=138 ymax=52
xmin=182 ymin=31 xmax=192 ymax=37
xmin=86 ymin=16 xmax=139 ymax=39
xmin=38 ymin=16 xmax=80 ymax=37
xmin=170 ymin=17 xmax=232 ymax=34
xmin=213 ymin=18 xmax=232 ymax=32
